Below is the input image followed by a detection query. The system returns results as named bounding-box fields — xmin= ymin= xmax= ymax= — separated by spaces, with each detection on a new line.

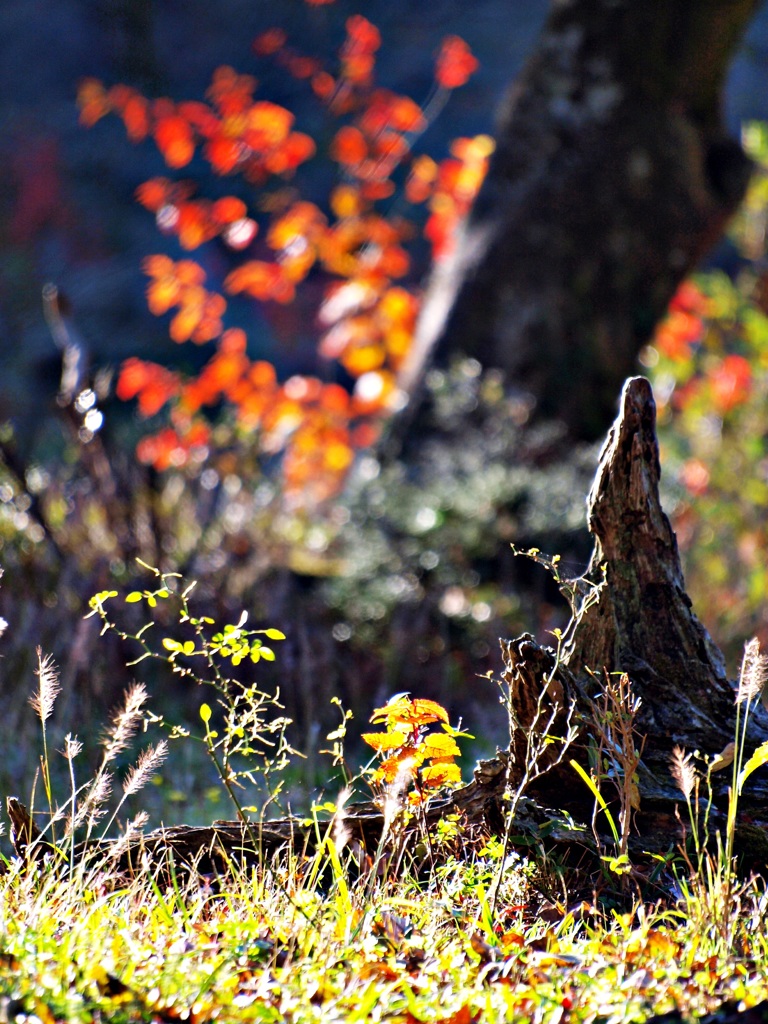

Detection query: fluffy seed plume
xmin=122 ymin=741 xmax=168 ymax=797
xmin=382 ymin=758 xmax=415 ymax=834
xmin=670 ymin=745 xmax=697 ymax=799
xmin=108 ymin=811 xmax=150 ymax=861
xmin=332 ymin=787 xmax=352 ymax=854
xmin=61 ymin=733 xmax=83 ymax=761
xmin=103 ymin=683 xmax=149 ymax=762
xmin=736 ymin=638 xmax=768 ymax=706
xmin=29 ymin=648 xmax=61 ymax=723
xmin=76 ymin=771 xmax=113 ymax=830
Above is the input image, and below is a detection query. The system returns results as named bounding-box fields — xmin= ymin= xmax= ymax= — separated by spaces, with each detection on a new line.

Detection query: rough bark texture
xmin=564 ymin=376 xmax=742 ymax=783
xmin=400 ymin=0 xmax=761 ymax=441
xmin=506 ymin=378 xmax=768 ymax=817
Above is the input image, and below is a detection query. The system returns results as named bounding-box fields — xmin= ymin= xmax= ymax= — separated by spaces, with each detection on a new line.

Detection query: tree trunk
xmin=400 ymin=0 xmax=761 ymax=441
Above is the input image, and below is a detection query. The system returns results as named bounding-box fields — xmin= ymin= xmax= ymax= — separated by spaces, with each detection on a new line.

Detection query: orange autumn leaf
xmin=174 ymin=259 xmax=208 ymax=286
xmin=382 ymin=94 xmax=426 ymax=133
xmin=121 ymin=93 xmax=150 ymax=142
xmin=372 ymin=750 xmax=421 ymax=785
xmin=405 ymin=155 xmax=438 ymax=203
xmin=135 ymin=178 xmax=174 ymax=212
xmin=246 ymin=101 xmax=294 ymax=149
xmin=341 ymin=340 xmax=387 ymax=376
xmin=361 ymin=732 xmax=407 ymax=753
xmin=420 ymin=762 xmax=462 ymax=787
xmin=419 ymin=733 xmax=461 ymax=759
xmin=211 ymin=196 xmax=248 ymax=224
xmin=330 ymin=184 xmax=363 ymax=220
xmin=77 ymin=78 xmax=110 ymax=126
xmin=318 ymin=383 xmax=351 ymax=416
xmin=225 ymin=260 xmax=295 ymax=302
xmin=370 ymin=696 xmax=449 ymax=728
xmin=267 ymin=202 xmax=326 ymax=250
xmin=435 ymin=35 xmax=478 ymax=89
xmin=146 ymin=276 xmax=180 ymax=316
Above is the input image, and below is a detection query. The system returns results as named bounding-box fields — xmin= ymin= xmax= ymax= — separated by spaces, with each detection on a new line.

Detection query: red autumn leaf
xmin=435 ymin=36 xmax=478 ymax=89
xmin=177 ymin=101 xmax=220 ymax=136
xmin=154 ymin=114 xmax=195 ymax=168
xmin=330 ymin=126 xmax=368 ymax=166
xmin=709 ymin=354 xmax=752 ymax=413
xmin=252 ymin=28 xmax=287 ymax=56
xmin=206 ymin=66 xmax=257 ymax=117
xmin=175 ymin=201 xmax=217 ymax=249
xmin=205 ymin=135 xmax=243 ymax=174
xmin=359 ymin=179 xmax=396 ymax=201
xmin=116 ymin=359 xmax=181 ymax=417
xmin=373 ymin=130 xmax=410 ymax=162
xmin=344 ymin=15 xmax=381 ymax=55
xmin=311 ymin=71 xmax=336 ymax=100
xmin=286 ymin=55 xmax=320 ymax=80
xmin=264 ymin=132 xmax=316 ymax=175
xmin=670 ymin=280 xmax=708 ymax=316
xmin=351 ymin=421 xmax=381 ymax=448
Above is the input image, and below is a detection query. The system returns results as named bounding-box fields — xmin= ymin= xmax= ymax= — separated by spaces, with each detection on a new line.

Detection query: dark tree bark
xmin=500 ymin=378 xmax=768 ymax=829
xmin=400 ymin=0 xmax=762 ymax=441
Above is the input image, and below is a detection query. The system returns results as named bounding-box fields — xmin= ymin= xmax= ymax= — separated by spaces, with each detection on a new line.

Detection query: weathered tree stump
xmin=8 ymin=377 xmax=768 ymax=872
xmin=499 ymin=377 xmax=768 ymax=843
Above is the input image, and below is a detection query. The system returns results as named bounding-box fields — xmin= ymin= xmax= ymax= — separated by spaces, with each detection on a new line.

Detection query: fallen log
xmin=7 ymin=376 xmax=767 ymax=873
